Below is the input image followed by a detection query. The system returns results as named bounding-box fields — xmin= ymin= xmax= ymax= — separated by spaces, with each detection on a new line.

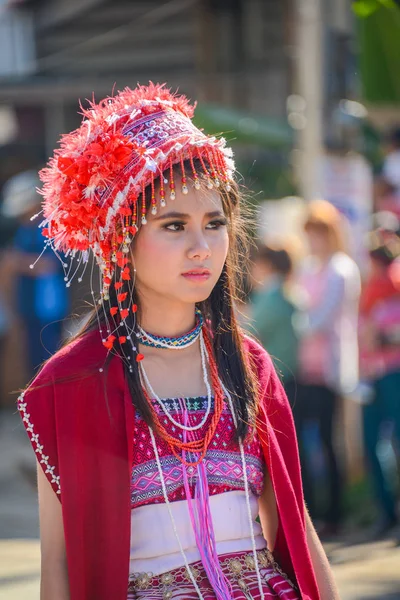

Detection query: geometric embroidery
xmin=17 ymin=391 xmax=61 ymax=495
xmin=131 ymin=396 xmax=265 ymax=509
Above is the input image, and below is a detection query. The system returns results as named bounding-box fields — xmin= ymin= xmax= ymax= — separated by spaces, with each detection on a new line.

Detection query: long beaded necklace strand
xmin=139 ymin=330 xmax=212 ymax=432
xmin=222 ymin=381 xmax=265 ymax=599
xmin=148 ymin=381 xmax=265 ymax=600
xmin=141 ymin=328 xmax=225 ymax=468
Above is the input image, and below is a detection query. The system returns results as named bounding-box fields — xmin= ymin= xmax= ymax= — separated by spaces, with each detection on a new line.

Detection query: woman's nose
xmin=187 ymin=231 xmax=211 ymax=260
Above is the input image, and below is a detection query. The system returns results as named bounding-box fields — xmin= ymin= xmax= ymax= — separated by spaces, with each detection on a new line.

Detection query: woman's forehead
xmin=152 ymin=185 xmax=224 ymax=218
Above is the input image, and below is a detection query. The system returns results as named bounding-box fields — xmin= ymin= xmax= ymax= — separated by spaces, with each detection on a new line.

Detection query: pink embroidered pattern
xmin=131 ymin=397 xmax=265 ymax=509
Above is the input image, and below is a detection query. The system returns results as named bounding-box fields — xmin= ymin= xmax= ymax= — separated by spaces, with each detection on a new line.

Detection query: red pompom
xmin=102 ymin=334 xmax=116 ymax=350
xmin=115 ymin=282 xmax=123 ymax=290
xmin=117 ymin=292 xmax=128 ymax=302
xmin=120 ymin=308 xmax=129 ymax=319
xmin=132 ymin=304 xmax=138 ymax=313
xmin=119 ymin=336 xmax=127 ymax=344
xmin=110 ymin=307 xmax=118 ymax=316
xmin=136 ymin=353 xmax=145 ymax=362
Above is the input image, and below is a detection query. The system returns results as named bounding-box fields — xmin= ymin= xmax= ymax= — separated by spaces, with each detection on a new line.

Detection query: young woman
xmin=18 ymin=84 xmax=339 ymax=600
xmin=294 ymin=201 xmax=361 ymax=536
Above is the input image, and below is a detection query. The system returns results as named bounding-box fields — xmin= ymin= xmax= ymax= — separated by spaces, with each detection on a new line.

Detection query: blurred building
xmin=0 ymin=0 xmax=358 ymax=196
xmin=0 ymin=0 xmax=359 ymax=406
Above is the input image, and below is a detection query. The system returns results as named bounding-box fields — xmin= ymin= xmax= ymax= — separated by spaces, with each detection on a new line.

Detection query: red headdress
xmin=35 ymin=82 xmax=235 ymax=357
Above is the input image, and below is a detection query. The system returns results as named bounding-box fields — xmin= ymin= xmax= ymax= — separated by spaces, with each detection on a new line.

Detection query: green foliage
xmin=353 ymin=0 xmax=399 ymax=18
xmin=356 ymin=0 xmax=400 ymax=103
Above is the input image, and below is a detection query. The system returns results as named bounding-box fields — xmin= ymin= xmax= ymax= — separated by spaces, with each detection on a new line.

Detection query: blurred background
xmin=0 ymin=0 xmax=400 ymax=598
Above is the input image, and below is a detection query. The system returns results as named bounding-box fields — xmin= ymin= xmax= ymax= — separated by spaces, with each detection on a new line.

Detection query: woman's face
xmin=132 ymin=184 xmax=229 ymax=307
xmin=305 ymin=227 xmax=332 ymax=258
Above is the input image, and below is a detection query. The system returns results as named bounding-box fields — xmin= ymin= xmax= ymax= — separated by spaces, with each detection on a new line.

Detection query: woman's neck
xmin=138 ymin=302 xmax=197 ymax=340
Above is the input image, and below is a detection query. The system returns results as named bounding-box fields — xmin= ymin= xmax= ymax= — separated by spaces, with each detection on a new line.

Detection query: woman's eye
xmin=206 ymin=220 xmax=227 ymax=230
xmin=164 ymin=222 xmax=185 ymax=231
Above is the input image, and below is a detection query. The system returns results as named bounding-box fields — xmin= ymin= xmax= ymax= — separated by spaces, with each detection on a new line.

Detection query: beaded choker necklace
xmin=137 ymin=308 xmax=203 ymax=350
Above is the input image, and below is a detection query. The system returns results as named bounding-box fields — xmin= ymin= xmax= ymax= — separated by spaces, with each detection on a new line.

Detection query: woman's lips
xmin=181 ymin=270 xmax=211 ymax=282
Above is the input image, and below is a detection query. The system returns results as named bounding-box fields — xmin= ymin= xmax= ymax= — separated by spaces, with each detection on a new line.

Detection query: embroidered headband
xmin=33 ymin=82 xmax=235 ymax=358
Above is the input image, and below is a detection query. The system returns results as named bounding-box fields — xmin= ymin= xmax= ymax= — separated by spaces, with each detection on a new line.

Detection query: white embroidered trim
xmin=18 ymin=392 xmax=61 ymax=495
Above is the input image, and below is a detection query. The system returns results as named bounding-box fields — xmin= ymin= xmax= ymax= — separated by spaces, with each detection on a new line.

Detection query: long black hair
xmin=68 ymin=160 xmax=258 ymax=440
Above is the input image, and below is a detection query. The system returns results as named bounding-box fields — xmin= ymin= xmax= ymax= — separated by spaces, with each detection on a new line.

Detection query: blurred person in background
xmin=249 ymin=243 xmax=299 ymax=404
xmin=375 ymin=127 xmax=400 ymax=217
xmin=0 ymin=170 xmax=68 ymax=378
xmin=359 ymin=224 xmax=400 ymax=536
xmin=294 ymin=200 xmax=361 ymax=537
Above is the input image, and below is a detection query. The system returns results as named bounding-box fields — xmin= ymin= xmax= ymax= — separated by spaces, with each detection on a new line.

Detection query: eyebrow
xmin=152 ymin=210 xmax=225 ymax=221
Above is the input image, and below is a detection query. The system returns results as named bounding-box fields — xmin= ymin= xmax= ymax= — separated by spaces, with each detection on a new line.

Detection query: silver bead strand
xmin=148 ymin=427 xmax=205 ymax=600
xmin=222 ymin=382 xmax=265 ymax=600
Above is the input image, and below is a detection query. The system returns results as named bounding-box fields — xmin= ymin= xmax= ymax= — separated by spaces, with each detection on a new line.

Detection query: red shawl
xmin=18 ymin=331 xmax=319 ymax=600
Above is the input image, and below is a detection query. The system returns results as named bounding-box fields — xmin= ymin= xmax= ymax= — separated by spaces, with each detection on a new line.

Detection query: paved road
xmin=1 ymin=410 xmax=400 ymax=599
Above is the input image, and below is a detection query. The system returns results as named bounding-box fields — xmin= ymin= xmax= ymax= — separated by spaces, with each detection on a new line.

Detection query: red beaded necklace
xmin=142 ymin=328 xmax=225 ymax=467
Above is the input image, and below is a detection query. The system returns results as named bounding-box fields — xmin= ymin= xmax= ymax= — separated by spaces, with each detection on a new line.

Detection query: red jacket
xmin=19 ymin=331 xmax=319 ymax=600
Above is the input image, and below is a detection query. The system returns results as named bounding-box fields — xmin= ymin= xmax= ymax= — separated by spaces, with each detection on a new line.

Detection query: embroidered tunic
xmin=129 ymin=397 xmax=300 ymax=600
xmin=131 ymin=396 xmax=264 ymax=509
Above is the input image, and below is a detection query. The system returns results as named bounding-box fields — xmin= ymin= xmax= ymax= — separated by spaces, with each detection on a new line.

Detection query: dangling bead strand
xmin=206 ymin=149 xmax=220 ymax=188
xmin=169 ymin=157 xmax=176 ymax=201
xmin=180 ymin=155 xmax=188 ymax=195
xmin=141 ymin=179 xmax=147 ymax=224
xmin=132 ymin=198 xmax=138 ymax=229
xmin=197 ymin=150 xmax=214 ymax=189
xmin=189 ymin=149 xmax=201 ymax=190
xmin=150 ymin=172 xmax=157 ymax=215
xmin=159 ymin=168 xmax=166 ymax=208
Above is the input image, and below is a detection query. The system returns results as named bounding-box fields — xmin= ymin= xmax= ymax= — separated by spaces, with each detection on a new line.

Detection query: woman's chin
xmin=178 ymin=289 xmax=212 ymax=304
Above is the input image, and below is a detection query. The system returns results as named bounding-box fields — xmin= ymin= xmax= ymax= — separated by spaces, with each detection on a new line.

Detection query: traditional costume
xmin=18 ymin=83 xmax=319 ymax=600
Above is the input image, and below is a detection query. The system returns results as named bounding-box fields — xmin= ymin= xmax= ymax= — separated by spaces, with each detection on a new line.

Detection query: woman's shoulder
xmin=242 ymin=333 xmax=274 ymax=379
xmin=241 ymin=334 xmax=293 ymax=417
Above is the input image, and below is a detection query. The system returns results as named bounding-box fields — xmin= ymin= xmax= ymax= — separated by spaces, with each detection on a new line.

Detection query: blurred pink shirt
xmin=296 ymin=252 xmax=361 ymax=394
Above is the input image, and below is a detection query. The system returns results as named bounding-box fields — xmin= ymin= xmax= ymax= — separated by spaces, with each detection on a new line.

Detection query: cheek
xmin=133 ymin=232 xmax=180 ymax=281
xmin=214 ymin=231 xmax=230 ymax=263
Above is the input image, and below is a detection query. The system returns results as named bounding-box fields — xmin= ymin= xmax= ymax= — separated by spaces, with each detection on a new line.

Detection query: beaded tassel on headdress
xmin=33 ymin=83 xmax=235 ymax=363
